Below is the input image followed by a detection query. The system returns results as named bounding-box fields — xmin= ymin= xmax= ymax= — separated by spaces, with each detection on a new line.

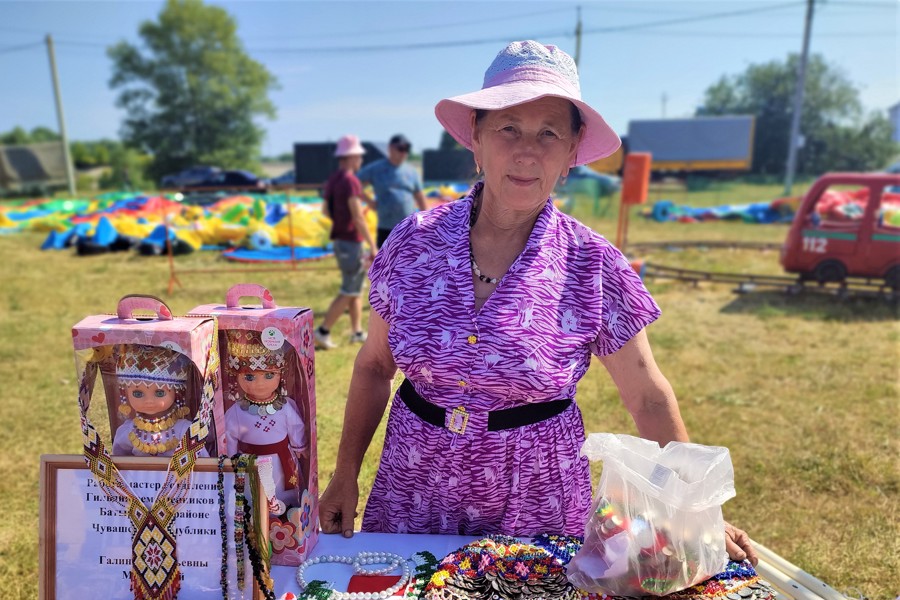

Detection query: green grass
xmin=1 ymin=181 xmax=898 ymax=599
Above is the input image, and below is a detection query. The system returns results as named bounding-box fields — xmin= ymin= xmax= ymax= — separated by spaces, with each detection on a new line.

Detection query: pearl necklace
xmin=296 ymin=552 xmax=410 ymax=600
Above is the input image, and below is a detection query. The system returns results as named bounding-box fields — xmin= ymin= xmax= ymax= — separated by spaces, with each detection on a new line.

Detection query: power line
xmin=242 ymin=6 xmax=573 ymax=42
xmin=622 ymin=29 xmax=897 ymax=38
xmin=54 ymin=39 xmax=109 ymax=48
xmin=826 ymin=0 xmax=898 ymax=7
xmin=248 ymin=2 xmax=810 ymax=53
xmin=246 ymin=30 xmax=573 ymax=54
xmin=0 ymin=41 xmax=44 ymax=55
xmin=29 ymin=0 xmax=893 ymax=57
xmin=583 ymin=1 xmax=806 ymax=34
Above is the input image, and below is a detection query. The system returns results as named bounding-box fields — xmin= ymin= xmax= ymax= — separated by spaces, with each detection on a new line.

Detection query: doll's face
xmin=237 ymin=369 xmax=281 ymax=402
xmin=125 ymin=382 xmax=176 ymax=418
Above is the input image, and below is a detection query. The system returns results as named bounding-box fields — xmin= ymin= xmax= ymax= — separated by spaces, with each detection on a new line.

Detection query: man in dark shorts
xmin=315 ymin=134 xmax=377 ymax=349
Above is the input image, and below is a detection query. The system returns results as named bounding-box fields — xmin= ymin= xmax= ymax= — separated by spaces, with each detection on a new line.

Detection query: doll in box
xmin=112 ymin=344 xmax=206 ymax=457
xmin=224 ymin=329 xmax=308 ymax=515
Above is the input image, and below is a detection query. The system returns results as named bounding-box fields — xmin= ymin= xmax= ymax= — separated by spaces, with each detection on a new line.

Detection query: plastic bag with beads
xmin=566 ymin=433 xmax=735 ymax=596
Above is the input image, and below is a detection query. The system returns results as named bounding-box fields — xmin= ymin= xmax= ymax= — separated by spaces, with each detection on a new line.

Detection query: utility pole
xmin=783 ymin=0 xmax=815 ymax=196
xmin=45 ymin=34 xmax=76 ymax=196
xmin=574 ymin=6 xmax=582 ymax=68
xmin=661 ymin=93 xmax=668 ymax=118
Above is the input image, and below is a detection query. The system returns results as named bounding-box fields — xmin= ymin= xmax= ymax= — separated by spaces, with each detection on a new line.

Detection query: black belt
xmin=397 ymin=379 xmax=572 ymax=433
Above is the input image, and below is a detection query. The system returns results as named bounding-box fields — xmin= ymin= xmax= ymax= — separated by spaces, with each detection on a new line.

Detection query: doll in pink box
xmin=112 ymin=344 xmax=206 ymax=457
xmin=224 ymin=329 xmax=308 ymax=515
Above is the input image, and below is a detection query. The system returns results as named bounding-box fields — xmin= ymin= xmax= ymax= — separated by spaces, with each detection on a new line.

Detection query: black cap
xmin=389 ymin=134 xmax=412 ymax=152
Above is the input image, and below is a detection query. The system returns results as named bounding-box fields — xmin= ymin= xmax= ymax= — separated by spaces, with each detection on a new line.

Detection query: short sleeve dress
xmin=362 ymin=182 xmax=661 ymax=536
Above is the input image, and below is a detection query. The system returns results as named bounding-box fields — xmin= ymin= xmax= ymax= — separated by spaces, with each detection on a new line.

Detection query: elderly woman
xmin=320 ymin=40 xmax=757 ymax=564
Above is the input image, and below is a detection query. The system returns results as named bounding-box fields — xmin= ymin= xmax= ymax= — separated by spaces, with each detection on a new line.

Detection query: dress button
xmin=458 ymin=380 xmax=467 ymax=387
xmin=467 ymin=335 xmax=477 ymax=344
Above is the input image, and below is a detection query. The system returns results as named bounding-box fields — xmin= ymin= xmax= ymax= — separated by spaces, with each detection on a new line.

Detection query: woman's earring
xmin=475 ymin=162 xmax=482 ymax=176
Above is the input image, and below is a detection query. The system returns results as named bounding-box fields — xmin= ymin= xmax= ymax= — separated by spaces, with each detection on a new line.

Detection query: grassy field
xmin=1 ymin=181 xmax=897 ymax=599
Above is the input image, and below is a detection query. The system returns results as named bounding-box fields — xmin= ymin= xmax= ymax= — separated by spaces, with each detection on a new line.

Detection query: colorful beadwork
xmin=232 ymin=454 xmax=248 ymax=591
xmin=217 ymin=455 xmax=229 ymax=600
xmin=421 ymin=537 xmax=776 ymax=600
xmin=406 ymin=552 xmax=440 ymax=599
xmin=531 ymin=533 xmax=583 ymax=565
xmin=240 ymin=475 xmax=277 ymax=600
xmin=423 ymin=536 xmax=579 ymax=600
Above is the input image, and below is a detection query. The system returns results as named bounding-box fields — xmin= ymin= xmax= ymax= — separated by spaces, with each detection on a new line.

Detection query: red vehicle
xmin=781 ymin=172 xmax=900 ymax=288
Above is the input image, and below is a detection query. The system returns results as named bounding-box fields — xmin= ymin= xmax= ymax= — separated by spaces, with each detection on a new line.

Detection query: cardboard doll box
xmin=188 ymin=283 xmax=319 ymax=566
xmin=71 ymin=295 xmax=219 ymax=458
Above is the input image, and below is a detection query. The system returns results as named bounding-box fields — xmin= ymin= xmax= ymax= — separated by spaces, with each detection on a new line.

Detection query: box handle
xmin=225 ymin=283 xmax=277 ymax=309
xmin=116 ymin=294 xmax=174 ymax=320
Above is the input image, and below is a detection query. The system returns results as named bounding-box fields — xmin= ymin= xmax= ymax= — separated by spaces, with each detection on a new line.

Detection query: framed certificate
xmin=40 ymin=455 xmax=268 ymax=600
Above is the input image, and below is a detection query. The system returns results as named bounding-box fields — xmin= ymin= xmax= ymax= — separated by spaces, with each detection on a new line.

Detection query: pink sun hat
xmin=334 ymin=134 xmax=366 ymax=157
xmin=435 ymin=40 xmax=620 ymax=167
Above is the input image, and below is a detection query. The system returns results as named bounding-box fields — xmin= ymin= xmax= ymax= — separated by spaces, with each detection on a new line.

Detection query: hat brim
xmin=435 ymin=81 xmax=620 ymax=167
xmin=335 ymin=147 xmax=366 ymax=158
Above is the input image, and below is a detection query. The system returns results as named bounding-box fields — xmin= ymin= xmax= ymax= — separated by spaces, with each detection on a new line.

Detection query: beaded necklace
xmin=237 ymin=392 xmax=287 ymax=417
xmin=468 ymin=198 xmax=501 ymax=286
xmin=240 ymin=478 xmax=277 ymax=600
xmin=128 ymin=405 xmax=189 ymax=455
xmin=296 ymin=552 xmax=411 ymax=600
xmin=232 ymin=454 xmax=248 ymax=591
xmin=217 ymin=455 xmax=230 ymax=600
xmin=405 ymin=551 xmax=439 ymax=599
xmin=133 ymin=404 xmax=189 ymax=432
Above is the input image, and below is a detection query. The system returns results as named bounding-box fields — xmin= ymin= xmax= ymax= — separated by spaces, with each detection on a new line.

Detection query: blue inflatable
xmin=91 ymin=216 xmax=118 ymax=246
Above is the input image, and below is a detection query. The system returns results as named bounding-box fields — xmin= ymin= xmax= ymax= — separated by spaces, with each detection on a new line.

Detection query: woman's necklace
xmin=237 ymin=392 xmax=286 ymax=417
xmin=469 ymin=198 xmax=502 ymax=285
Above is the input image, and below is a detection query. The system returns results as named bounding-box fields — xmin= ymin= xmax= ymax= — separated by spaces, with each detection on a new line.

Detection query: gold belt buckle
xmin=448 ymin=406 xmax=469 ymax=435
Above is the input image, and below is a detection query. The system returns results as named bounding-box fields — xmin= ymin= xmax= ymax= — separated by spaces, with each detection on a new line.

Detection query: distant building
xmin=889 ymin=102 xmax=900 ymax=144
xmin=627 ymin=116 xmax=755 ymax=172
xmin=292 ymin=141 xmax=386 ymax=185
xmin=0 ymin=141 xmax=68 ymax=192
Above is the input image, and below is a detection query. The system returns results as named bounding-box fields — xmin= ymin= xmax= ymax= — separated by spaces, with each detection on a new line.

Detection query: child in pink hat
xmin=315 ymin=135 xmax=377 ymax=349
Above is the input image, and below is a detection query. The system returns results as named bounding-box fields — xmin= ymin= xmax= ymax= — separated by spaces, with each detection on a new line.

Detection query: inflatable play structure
xmin=642 ymin=187 xmax=900 ymax=226
xmin=641 ymin=198 xmax=799 ymax=224
xmin=0 ymin=183 xmax=485 ymax=260
xmin=0 ymin=191 xmax=369 ymax=261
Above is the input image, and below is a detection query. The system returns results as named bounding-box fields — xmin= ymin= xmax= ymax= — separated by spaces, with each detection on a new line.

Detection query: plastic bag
xmin=566 ymin=433 xmax=735 ymax=596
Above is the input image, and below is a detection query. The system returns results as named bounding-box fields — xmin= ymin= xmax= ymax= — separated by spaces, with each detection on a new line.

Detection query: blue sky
xmin=1 ymin=0 xmax=897 ymax=157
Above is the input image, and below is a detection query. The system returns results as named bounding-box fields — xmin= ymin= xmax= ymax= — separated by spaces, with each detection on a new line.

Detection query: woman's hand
xmin=318 ymin=473 xmax=360 ymax=538
xmin=725 ymin=521 xmax=758 ymax=566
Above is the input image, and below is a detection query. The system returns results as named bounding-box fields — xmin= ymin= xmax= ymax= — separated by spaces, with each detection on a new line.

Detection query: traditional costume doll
xmin=112 ymin=344 xmax=206 ymax=457
xmin=224 ymin=329 xmax=308 ymax=515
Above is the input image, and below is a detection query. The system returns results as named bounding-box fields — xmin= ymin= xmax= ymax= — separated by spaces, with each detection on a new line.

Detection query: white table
xmin=270 ymin=534 xmax=848 ymax=600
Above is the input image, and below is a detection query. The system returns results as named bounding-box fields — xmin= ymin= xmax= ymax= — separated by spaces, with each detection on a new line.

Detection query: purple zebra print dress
xmin=361 ymin=182 xmax=661 ymax=536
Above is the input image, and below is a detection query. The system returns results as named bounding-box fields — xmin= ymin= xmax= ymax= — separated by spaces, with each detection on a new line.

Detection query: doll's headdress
xmin=225 ymin=329 xmax=285 ymax=372
xmin=116 ymin=344 xmax=190 ymax=388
